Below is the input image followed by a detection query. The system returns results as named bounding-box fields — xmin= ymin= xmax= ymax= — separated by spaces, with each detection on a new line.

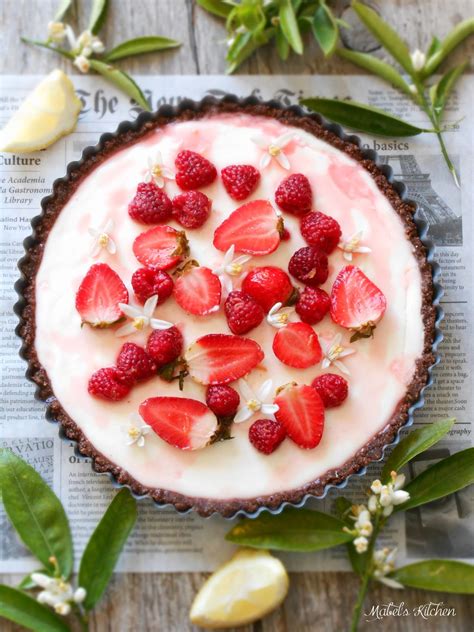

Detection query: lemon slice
xmin=0 ymin=70 xmax=82 ymax=152
xmin=190 ymin=548 xmax=289 ymax=629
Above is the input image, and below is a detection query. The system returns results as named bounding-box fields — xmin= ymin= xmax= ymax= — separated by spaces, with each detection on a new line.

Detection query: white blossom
xmin=373 ymin=547 xmax=404 ymax=589
xmin=321 ymin=333 xmax=356 ymax=375
xmin=212 ymin=245 xmax=251 ymax=295
xmin=122 ymin=414 xmax=151 ymax=447
xmin=234 ymin=378 xmax=279 ymax=424
xmin=369 ymin=472 xmax=410 ymax=517
xmin=115 ymin=295 xmax=173 ymax=337
xmin=337 ymin=230 xmax=372 ymax=262
xmin=266 ymin=302 xmax=296 ymax=329
xmin=410 ymin=48 xmax=426 ymax=72
xmin=31 ymin=573 xmax=86 ymax=615
xmin=354 ymin=536 xmax=369 ymax=553
xmin=65 ymin=25 xmax=104 ymax=57
xmin=88 ymin=218 xmax=117 ymax=257
xmin=144 ymin=150 xmax=175 ymax=188
xmin=252 ymin=131 xmax=295 ymax=170
xmin=73 ymin=54 xmax=90 ymax=74
xmin=47 ymin=21 xmax=67 ymax=44
xmin=354 ymin=508 xmax=373 ymax=538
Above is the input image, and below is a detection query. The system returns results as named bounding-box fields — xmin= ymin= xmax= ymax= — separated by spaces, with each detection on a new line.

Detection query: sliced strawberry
xmin=272 ymin=322 xmax=322 ymax=368
xmin=185 ymin=333 xmax=264 ymax=385
xmin=330 ymin=265 xmax=387 ymax=341
xmin=174 ymin=264 xmax=222 ymax=316
xmin=275 ymin=383 xmax=325 ymax=449
xmin=139 ymin=397 xmax=218 ymax=450
xmin=213 ymin=200 xmax=283 ymax=255
xmin=75 ymin=263 xmax=128 ymax=327
xmin=133 ymin=225 xmax=189 ymax=270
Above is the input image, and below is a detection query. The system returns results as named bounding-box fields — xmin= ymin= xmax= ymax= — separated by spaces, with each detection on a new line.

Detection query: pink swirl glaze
xmin=34 ymin=113 xmax=425 ymax=500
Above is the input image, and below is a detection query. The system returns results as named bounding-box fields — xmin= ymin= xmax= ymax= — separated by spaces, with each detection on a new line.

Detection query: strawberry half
xmin=213 ymin=200 xmax=283 ymax=255
xmin=185 ymin=333 xmax=264 ymax=385
xmin=272 ymin=322 xmax=322 ymax=368
xmin=133 ymin=225 xmax=189 ymax=270
xmin=330 ymin=265 xmax=387 ymax=342
xmin=75 ymin=263 xmax=128 ymax=327
xmin=139 ymin=397 xmax=218 ymax=450
xmin=275 ymin=383 xmax=325 ymax=449
xmin=174 ymin=264 xmax=222 ymax=316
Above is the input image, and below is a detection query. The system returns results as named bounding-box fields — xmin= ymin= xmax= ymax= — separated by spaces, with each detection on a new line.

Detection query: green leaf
xmin=226 ymin=507 xmax=352 ymax=552
xmin=336 ymin=48 xmax=413 ymax=97
xmin=430 ymin=62 xmax=469 ymax=119
xmin=423 ymin=18 xmax=474 ymax=76
xmin=54 ymin=0 xmax=73 ymax=21
xmin=426 ymin=35 xmax=442 ymax=59
xmin=389 ymin=560 xmax=474 ymax=594
xmin=89 ymin=60 xmax=151 ymax=111
xmin=300 ymin=97 xmax=427 ymax=136
xmin=0 ymin=585 xmax=70 ymax=632
xmin=89 ymin=0 xmax=109 ymax=35
xmin=79 ymin=489 xmax=137 ymax=611
xmin=20 ymin=38 xmax=74 ymax=60
xmin=312 ymin=1 xmax=338 ymax=57
xmin=352 ymin=1 xmax=413 ymax=74
xmin=0 ymin=449 xmax=73 ymax=579
xmin=275 ymin=27 xmax=290 ymax=60
xmin=381 ymin=418 xmax=455 ymax=483
xmin=104 ymin=36 xmax=181 ymax=62
xmin=279 ymin=0 xmax=304 ymax=54
xmin=396 ymin=447 xmax=474 ymax=512
xmin=197 ymin=0 xmax=233 ymax=18
xmin=226 ymin=27 xmax=275 ymax=74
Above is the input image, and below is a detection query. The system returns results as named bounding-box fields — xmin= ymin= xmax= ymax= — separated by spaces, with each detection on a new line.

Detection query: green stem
xmin=74 ymin=606 xmax=89 ymax=632
xmin=349 ymin=515 xmax=381 ymax=632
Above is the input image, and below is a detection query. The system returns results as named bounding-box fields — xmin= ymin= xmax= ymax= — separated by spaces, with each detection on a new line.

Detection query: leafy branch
xmin=0 ymin=449 xmax=137 ymax=631
xmin=225 ymin=418 xmax=474 ymax=631
xmin=21 ymin=0 xmax=181 ymax=111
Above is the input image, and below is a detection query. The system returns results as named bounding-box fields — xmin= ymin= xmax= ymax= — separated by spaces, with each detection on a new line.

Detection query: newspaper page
xmin=0 ymin=74 xmax=472 ymax=573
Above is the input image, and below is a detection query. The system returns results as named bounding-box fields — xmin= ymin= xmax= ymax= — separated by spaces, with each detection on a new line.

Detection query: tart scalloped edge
xmin=15 ymin=99 xmax=437 ymax=518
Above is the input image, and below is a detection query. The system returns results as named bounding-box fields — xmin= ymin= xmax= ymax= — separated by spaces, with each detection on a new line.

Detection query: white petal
xmin=88 ymin=227 xmax=99 ymax=237
xmin=115 ymin=322 xmax=138 ymax=337
xmin=355 ymin=246 xmax=371 ymax=254
xmin=268 ymin=302 xmax=282 ymax=316
xmin=155 ymin=149 xmax=163 ymax=164
xmin=343 ymin=251 xmax=353 ymax=261
xmin=391 ymin=490 xmax=410 ymax=505
xmin=154 ymin=175 xmax=165 ymax=188
xmin=73 ymin=587 xmax=87 ymax=604
xmin=382 ymin=504 xmax=394 ymax=517
xmin=31 ymin=573 xmax=54 ymax=589
xmin=260 ymin=153 xmax=271 ymax=170
xmin=65 ymin=24 xmax=77 ymax=49
xmin=150 ymin=318 xmax=173 ymax=330
xmin=220 ymin=274 xmax=233 ymax=295
xmin=233 ymin=254 xmax=252 ymax=266
xmin=91 ymin=242 xmax=102 ymax=258
xmin=144 ymin=294 xmax=159 ymax=317
xmin=251 ymin=135 xmax=268 ymax=149
xmin=261 ymin=403 xmax=279 ymax=415
xmin=104 ymin=218 xmax=114 ymax=233
xmin=321 ymin=357 xmax=331 ymax=370
xmin=393 ymin=473 xmax=406 ymax=490
xmin=275 ymin=131 xmax=295 ymax=148
xmin=141 ymin=425 xmax=151 ymax=435
xmin=234 ymin=406 xmax=253 ymax=424
xmin=378 ymin=576 xmax=404 ymax=590
xmin=276 ymin=152 xmax=290 ymax=170
xmin=258 ymin=379 xmax=273 ymax=402
xmin=106 ymin=238 xmax=117 ymax=255
xmin=137 ymin=436 xmax=145 ymax=448
xmin=338 ymin=348 xmax=356 ymax=359
xmin=334 ymin=360 xmax=351 ymax=376
xmin=224 ymin=244 xmax=235 ymax=265
xmin=238 ymin=378 xmax=256 ymax=402
xmin=162 ymin=167 xmax=175 ymax=180
xmin=120 ymin=303 xmax=141 ymax=319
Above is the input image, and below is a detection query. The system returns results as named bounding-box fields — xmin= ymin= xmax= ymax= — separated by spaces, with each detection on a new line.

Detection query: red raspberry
xmin=249 ymin=418 xmax=286 ymax=455
xmin=206 ymin=384 xmax=240 ymax=417
xmin=295 ymin=287 xmax=331 ymax=324
xmin=172 ymin=191 xmax=211 ymax=229
xmin=242 ymin=266 xmax=294 ymax=313
xmin=116 ymin=342 xmax=157 ymax=385
xmin=288 ymin=246 xmax=328 ymax=287
xmin=131 ymin=268 xmax=174 ymax=304
xmin=175 ymin=150 xmax=217 ymax=190
xmin=221 ymin=164 xmax=260 ymax=200
xmin=146 ymin=327 xmax=183 ymax=367
xmin=128 ymin=182 xmax=172 ymax=224
xmin=281 ymin=227 xmax=291 ymax=241
xmin=311 ymin=373 xmax=348 ymax=408
xmin=88 ymin=367 xmax=131 ymax=401
xmin=275 ymin=173 xmax=312 ymax=216
xmin=301 ymin=211 xmax=341 ymax=254
xmin=224 ymin=290 xmax=265 ymax=335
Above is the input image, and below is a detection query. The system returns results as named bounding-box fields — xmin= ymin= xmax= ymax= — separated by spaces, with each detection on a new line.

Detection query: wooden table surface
xmin=1 ymin=1 xmax=473 ymax=630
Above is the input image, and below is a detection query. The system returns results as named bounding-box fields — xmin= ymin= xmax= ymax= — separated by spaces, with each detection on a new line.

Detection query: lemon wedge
xmin=0 ymin=70 xmax=82 ymax=153
xmin=190 ymin=548 xmax=289 ymax=629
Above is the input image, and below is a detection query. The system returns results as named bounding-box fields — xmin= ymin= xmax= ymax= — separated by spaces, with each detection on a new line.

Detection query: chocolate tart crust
xmin=16 ymin=99 xmax=436 ymax=517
